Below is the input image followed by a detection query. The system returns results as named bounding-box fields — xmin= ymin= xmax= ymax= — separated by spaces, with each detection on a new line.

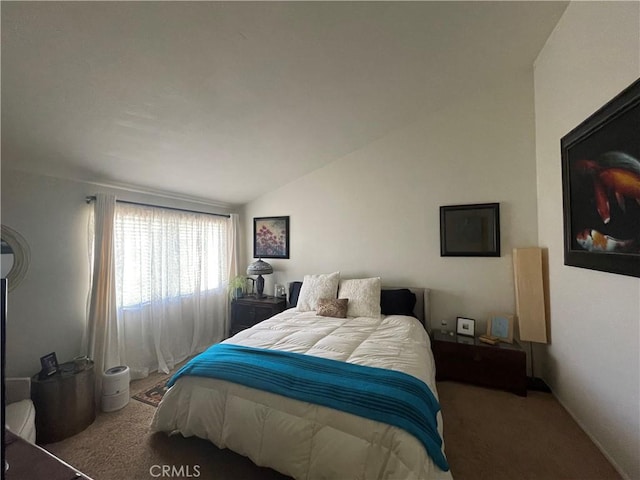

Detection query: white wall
xmin=244 ymin=72 xmax=540 ymax=335
xmin=534 ymin=2 xmax=640 ymax=479
xmin=1 ymin=169 xmax=235 ymax=377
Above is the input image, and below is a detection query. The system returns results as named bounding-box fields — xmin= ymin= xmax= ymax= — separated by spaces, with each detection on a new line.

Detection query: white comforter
xmin=151 ymin=308 xmax=452 ymax=480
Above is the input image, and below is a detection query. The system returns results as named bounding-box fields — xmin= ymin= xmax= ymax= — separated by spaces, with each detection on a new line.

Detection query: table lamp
xmin=247 ymin=259 xmax=273 ymax=298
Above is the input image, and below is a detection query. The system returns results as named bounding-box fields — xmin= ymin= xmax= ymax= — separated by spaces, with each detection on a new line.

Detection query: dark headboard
xmin=288 ymin=281 xmax=303 ymax=309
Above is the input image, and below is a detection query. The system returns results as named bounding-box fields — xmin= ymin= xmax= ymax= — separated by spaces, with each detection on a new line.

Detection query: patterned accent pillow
xmin=296 ymin=272 xmax=340 ymax=312
xmin=338 ymin=277 xmax=382 ymax=318
xmin=316 ymin=298 xmax=349 ymax=318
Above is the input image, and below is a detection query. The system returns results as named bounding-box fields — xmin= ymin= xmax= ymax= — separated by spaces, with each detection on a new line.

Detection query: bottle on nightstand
xmin=439 ymin=319 xmax=448 ymax=334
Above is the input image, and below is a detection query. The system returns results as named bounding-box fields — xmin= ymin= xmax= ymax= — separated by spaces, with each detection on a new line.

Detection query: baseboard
xmin=551 ymin=390 xmax=631 ymax=480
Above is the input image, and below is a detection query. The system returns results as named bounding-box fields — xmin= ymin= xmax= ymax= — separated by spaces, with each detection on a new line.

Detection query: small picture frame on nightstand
xmin=274 ymin=284 xmax=286 ymax=298
xmin=487 ymin=314 xmax=515 ymax=343
xmin=40 ymin=352 xmax=59 ymax=377
xmin=456 ymin=317 xmax=475 ymax=337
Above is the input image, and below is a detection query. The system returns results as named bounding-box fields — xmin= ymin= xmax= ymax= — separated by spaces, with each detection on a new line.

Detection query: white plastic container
xmin=101 ymin=365 xmax=130 ymax=412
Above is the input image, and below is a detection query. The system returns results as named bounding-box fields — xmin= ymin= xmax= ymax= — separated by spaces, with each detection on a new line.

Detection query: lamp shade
xmin=246 ymin=259 xmax=273 ymax=276
xmin=513 ymin=247 xmax=548 ymax=344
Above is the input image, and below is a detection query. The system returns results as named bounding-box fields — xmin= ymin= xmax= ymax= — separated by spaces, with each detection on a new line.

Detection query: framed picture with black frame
xmin=456 ymin=317 xmax=476 ymax=337
xmin=40 ymin=352 xmax=59 ymax=377
xmin=253 ymin=216 xmax=290 ymax=259
xmin=440 ymin=203 xmax=500 ymax=257
xmin=561 ymin=78 xmax=640 ymax=278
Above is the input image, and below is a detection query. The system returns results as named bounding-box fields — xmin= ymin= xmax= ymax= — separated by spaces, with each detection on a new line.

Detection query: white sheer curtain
xmin=225 ymin=213 xmax=240 ymax=335
xmin=110 ymin=203 xmax=234 ymax=379
xmin=86 ymin=193 xmax=120 ymax=397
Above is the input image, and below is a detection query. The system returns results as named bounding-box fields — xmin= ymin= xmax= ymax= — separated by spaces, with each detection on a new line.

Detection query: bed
xmin=151 ymin=275 xmax=452 ymax=480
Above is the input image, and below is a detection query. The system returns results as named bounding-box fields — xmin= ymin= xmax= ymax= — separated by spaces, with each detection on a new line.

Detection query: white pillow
xmin=296 ymin=272 xmax=340 ymax=312
xmin=338 ymin=277 xmax=382 ymax=318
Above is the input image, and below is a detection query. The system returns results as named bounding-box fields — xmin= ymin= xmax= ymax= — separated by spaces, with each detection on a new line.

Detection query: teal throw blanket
xmin=167 ymin=343 xmax=449 ymax=471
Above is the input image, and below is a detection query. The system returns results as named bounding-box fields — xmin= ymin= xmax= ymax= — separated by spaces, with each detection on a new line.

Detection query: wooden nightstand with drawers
xmin=230 ymin=295 xmax=287 ymax=336
xmin=431 ymin=331 xmax=527 ymax=396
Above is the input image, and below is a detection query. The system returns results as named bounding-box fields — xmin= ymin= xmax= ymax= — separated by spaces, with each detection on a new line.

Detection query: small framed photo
xmin=456 ymin=317 xmax=476 ymax=337
xmin=40 ymin=352 xmax=59 ymax=376
xmin=487 ymin=314 xmax=515 ymax=344
xmin=253 ymin=216 xmax=290 ymax=259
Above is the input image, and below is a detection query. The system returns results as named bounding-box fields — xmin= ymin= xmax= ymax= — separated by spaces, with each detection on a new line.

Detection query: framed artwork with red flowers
xmin=561 ymin=78 xmax=640 ymax=278
xmin=253 ymin=216 xmax=290 ymax=259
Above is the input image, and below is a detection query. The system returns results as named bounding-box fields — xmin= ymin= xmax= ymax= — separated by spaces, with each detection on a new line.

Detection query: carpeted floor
xmin=437 ymin=382 xmax=620 ymax=480
xmin=45 ymin=368 xmax=289 ymax=480
xmin=43 ymin=372 xmax=621 ymax=480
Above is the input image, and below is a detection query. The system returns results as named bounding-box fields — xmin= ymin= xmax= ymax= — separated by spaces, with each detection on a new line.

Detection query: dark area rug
xmin=131 ymin=380 xmax=168 ymax=407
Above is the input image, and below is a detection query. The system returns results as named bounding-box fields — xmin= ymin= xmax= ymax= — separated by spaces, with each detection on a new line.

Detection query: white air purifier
xmin=101 ymin=365 xmax=130 ymax=412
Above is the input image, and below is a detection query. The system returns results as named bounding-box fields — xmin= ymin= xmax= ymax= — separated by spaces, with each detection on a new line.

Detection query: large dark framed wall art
xmin=561 ymin=78 xmax=640 ymax=278
xmin=440 ymin=203 xmax=500 ymax=257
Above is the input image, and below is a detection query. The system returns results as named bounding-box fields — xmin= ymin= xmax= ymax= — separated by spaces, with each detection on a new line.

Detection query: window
xmin=114 ymin=203 xmax=229 ymax=309
xmin=88 ymin=196 xmax=234 ymax=378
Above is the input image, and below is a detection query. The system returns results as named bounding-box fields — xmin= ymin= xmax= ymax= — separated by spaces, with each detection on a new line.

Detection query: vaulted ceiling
xmin=2 ymin=1 xmax=567 ymax=207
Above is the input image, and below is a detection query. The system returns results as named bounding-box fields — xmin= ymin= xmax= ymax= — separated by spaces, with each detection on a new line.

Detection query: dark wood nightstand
xmin=431 ymin=331 xmax=527 ymax=396
xmin=230 ymin=295 xmax=287 ymax=336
